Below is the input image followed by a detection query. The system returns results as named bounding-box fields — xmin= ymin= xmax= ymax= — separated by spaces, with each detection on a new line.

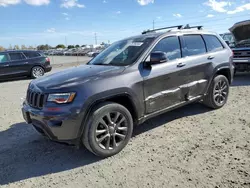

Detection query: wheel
xmin=203 ymin=75 xmax=229 ymax=109
xmin=31 ymin=66 xmax=45 ymax=79
xmin=83 ymin=102 xmax=133 ymax=158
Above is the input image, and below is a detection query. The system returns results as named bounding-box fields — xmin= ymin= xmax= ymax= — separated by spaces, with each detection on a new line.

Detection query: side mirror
xmin=149 ymin=51 xmax=168 ymax=65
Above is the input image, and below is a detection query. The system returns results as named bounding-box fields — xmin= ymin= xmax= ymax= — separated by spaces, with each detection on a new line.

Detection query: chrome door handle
xmin=24 ymin=62 xmax=28 ymax=64
xmin=3 ymin=64 xmax=9 ymax=67
xmin=208 ymin=56 xmax=215 ymax=60
xmin=177 ymin=62 xmax=186 ymax=67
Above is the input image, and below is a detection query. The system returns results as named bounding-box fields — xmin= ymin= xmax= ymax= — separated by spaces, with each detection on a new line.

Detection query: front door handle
xmin=208 ymin=56 xmax=215 ymax=60
xmin=177 ymin=62 xmax=186 ymax=68
xmin=24 ymin=62 xmax=28 ymax=64
xmin=3 ymin=64 xmax=9 ymax=67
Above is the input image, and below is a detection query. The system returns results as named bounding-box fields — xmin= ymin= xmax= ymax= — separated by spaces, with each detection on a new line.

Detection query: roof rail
xmin=142 ymin=25 xmax=183 ymax=34
xmin=183 ymin=24 xmax=203 ymax=30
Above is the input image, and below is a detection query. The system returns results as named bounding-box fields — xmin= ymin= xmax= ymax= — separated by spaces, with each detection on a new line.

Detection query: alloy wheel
xmin=32 ymin=67 xmax=44 ymax=78
xmin=95 ymin=112 xmax=128 ymax=150
xmin=213 ymin=80 xmax=228 ymax=105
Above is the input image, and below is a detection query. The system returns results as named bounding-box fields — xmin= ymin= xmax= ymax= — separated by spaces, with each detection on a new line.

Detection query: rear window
xmin=181 ymin=35 xmax=206 ymax=57
xmin=9 ymin=53 xmax=26 ymax=61
xmin=203 ymin=35 xmax=224 ymax=52
xmin=23 ymin=52 xmax=41 ymax=58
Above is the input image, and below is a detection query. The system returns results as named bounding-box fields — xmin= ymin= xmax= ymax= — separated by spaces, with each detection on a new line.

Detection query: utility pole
xmin=65 ymin=36 xmax=67 ymax=47
xmin=153 ymin=20 xmax=155 ymax=30
xmin=94 ymin=32 xmax=97 ymax=45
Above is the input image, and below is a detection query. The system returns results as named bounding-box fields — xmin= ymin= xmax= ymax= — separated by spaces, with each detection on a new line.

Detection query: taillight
xmin=46 ymin=57 xmax=50 ymax=62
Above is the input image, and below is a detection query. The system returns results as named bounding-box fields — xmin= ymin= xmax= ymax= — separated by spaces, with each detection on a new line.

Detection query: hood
xmin=229 ymin=20 xmax=250 ymax=43
xmin=31 ymin=65 xmax=125 ymax=90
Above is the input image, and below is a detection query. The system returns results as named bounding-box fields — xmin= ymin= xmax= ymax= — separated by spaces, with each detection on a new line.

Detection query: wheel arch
xmin=77 ymin=91 xmax=141 ymax=143
xmin=205 ymin=65 xmax=232 ymax=94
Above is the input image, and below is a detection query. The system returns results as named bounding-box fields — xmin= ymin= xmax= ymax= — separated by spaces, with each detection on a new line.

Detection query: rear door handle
xmin=177 ymin=62 xmax=186 ymax=68
xmin=207 ymin=56 xmax=215 ymax=60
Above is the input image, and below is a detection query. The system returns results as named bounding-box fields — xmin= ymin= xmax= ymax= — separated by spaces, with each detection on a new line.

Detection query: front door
xmin=142 ymin=36 xmax=191 ymax=114
xmin=0 ymin=53 xmax=11 ymax=79
xmin=8 ymin=52 xmax=29 ymax=76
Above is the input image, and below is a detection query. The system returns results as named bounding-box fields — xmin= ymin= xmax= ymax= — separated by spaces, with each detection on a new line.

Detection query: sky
xmin=0 ymin=0 xmax=250 ymax=47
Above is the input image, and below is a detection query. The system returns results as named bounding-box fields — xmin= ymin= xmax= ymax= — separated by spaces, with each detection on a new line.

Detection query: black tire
xmin=83 ymin=102 xmax=133 ymax=158
xmin=31 ymin=66 xmax=45 ymax=79
xmin=203 ymin=75 xmax=229 ymax=109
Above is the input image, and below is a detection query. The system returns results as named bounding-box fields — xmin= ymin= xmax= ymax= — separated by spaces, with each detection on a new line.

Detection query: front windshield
xmin=88 ymin=37 xmax=155 ymax=66
xmin=223 ymin=33 xmax=235 ymax=43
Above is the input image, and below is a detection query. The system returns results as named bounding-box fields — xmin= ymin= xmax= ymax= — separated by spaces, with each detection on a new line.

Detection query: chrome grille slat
xmin=26 ymin=90 xmax=45 ymax=109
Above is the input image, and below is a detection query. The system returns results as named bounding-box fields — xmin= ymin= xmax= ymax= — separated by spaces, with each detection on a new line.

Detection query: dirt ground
xmin=0 ymin=69 xmax=249 ymax=188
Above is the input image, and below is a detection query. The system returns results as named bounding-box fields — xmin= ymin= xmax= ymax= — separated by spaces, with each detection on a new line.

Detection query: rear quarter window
xmin=203 ymin=35 xmax=224 ymax=52
xmin=181 ymin=35 xmax=206 ymax=57
xmin=23 ymin=52 xmax=41 ymax=58
xmin=9 ymin=53 xmax=26 ymax=61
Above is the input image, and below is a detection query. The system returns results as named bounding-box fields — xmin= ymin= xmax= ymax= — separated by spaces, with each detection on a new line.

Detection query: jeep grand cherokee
xmin=22 ymin=25 xmax=234 ymax=158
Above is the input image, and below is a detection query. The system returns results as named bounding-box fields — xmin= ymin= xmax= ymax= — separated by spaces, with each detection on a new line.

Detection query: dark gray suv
xmin=22 ymin=25 xmax=234 ymax=157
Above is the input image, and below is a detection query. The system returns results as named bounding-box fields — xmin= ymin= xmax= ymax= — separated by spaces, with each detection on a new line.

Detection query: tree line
xmin=0 ymin=45 xmax=35 ymax=51
xmin=0 ymin=42 xmax=107 ymax=52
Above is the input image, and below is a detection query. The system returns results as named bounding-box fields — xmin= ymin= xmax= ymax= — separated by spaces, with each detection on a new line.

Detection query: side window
xmin=181 ymin=35 xmax=206 ymax=57
xmin=23 ymin=52 xmax=41 ymax=58
xmin=8 ymin=53 xmax=26 ymax=61
xmin=152 ymin=36 xmax=181 ymax=61
xmin=0 ymin=54 xmax=9 ymax=63
xmin=203 ymin=35 xmax=224 ymax=52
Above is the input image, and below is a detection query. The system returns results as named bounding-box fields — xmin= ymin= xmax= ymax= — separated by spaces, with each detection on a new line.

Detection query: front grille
xmin=26 ymin=90 xmax=46 ymax=108
xmin=233 ymin=51 xmax=250 ymax=58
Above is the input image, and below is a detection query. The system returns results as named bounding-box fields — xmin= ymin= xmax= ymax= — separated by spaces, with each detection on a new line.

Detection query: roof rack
xmin=142 ymin=25 xmax=183 ymax=34
xmin=183 ymin=24 xmax=203 ymax=30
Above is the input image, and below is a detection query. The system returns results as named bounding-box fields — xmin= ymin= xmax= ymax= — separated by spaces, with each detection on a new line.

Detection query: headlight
xmin=47 ymin=93 xmax=76 ymax=104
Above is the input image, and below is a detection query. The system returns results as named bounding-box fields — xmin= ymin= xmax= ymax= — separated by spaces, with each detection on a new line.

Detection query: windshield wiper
xmin=92 ymin=63 xmax=112 ymax=66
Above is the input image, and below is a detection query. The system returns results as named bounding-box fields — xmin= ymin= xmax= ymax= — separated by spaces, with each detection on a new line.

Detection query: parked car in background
xmin=229 ymin=20 xmax=250 ymax=73
xmin=22 ymin=25 xmax=234 ymax=158
xmin=0 ymin=50 xmax=52 ymax=80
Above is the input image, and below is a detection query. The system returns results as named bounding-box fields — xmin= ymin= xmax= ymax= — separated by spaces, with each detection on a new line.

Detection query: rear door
xmin=8 ymin=52 xmax=29 ymax=76
xmin=179 ymin=34 xmax=213 ymax=99
xmin=0 ymin=53 xmax=11 ymax=78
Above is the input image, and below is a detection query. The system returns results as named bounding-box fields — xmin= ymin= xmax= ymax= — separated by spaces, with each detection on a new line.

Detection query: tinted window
xmin=0 ymin=54 xmax=8 ymax=63
xmin=203 ymin=35 xmax=224 ymax=52
xmin=23 ymin=52 xmax=41 ymax=58
xmin=182 ymin=35 xmax=206 ymax=57
xmin=9 ymin=53 xmax=26 ymax=61
xmin=152 ymin=36 xmax=181 ymax=61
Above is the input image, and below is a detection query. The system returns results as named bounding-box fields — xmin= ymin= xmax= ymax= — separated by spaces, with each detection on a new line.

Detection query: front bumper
xmin=22 ymin=102 xmax=82 ymax=144
xmin=233 ymin=58 xmax=250 ymax=72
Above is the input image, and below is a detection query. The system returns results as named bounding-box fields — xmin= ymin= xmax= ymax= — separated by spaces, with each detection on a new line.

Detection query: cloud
xmin=204 ymin=0 xmax=229 ymax=13
xmin=65 ymin=17 xmax=70 ymax=20
xmin=173 ymin=13 xmax=182 ymax=18
xmin=206 ymin=14 xmax=215 ymax=17
xmin=62 ymin=12 xmax=68 ymax=16
xmin=0 ymin=0 xmax=21 ymax=7
xmin=24 ymin=0 xmax=49 ymax=6
xmin=137 ymin=0 xmax=154 ymax=6
xmin=46 ymin=28 xmax=56 ymax=33
xmin=103 ymin=0 xmax=107 ymax=3
xmin=116 ymin=10 xmax=121 ymax=14
xmin=61 ymin=0 xmax=85 ymax=8
xmin=156 ymin=16 xmax=161 ymax=19
xmin=227 ymin=3 xmax=250 ymax=14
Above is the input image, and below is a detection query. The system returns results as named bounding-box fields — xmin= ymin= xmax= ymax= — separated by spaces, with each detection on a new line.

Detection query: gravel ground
xmin=0 ymin=68 xmax=249 ymax=188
